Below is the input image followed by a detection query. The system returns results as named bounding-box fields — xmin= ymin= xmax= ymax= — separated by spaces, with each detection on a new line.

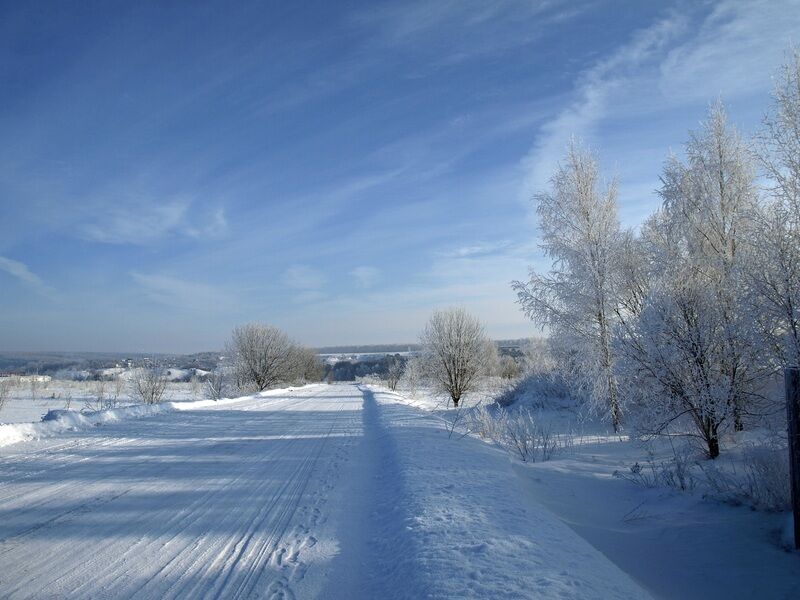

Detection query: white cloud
xmin=131 ymin=272 xmax=233 ymax=311
xmin=658 ymin=0 xmax=800 ymax=102
xmin=82 ymin=199 xmax=227 ymax=245
xmin=350 ymin=266 xmax=381 ymax=288
xmin=282 ymin=265 xmax=327 ymax=290
xmin=353 ymin=0 xmax=586 ymax=68
xmin=523 ymin=1 xmax=800 ymax=200
xmin=442 ymin=240 xmax=513 ymax=259
xmin=0 ymin=256 xmax=54 ymax=296
xmin=522 ymin=12 xmax=685 ymax=195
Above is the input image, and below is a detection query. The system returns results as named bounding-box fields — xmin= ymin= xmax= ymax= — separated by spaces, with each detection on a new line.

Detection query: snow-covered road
xmin=0 ymin=385 xmax=362 ymax=599
xmin=0 ymin=384 xmax=650 ymax=599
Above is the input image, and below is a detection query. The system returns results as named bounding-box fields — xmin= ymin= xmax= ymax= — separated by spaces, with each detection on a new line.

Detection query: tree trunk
xmin=707 ymin=434 xmax=720 ymax=459
xmin=452 ymin=396 xmax=460 ymax=408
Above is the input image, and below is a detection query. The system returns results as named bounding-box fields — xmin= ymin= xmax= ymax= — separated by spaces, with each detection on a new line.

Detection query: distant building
xmin=17 ymin=375 xmax=52 ymax=384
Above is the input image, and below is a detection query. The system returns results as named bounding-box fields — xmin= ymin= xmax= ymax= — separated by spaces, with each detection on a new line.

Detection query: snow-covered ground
xmin=387 ymin=384 xmax=800 ymax=600
xmin=0 ymin=380 xmax=202 ymax=424
xmin=1 ymin=382 xmax=654 ymax=599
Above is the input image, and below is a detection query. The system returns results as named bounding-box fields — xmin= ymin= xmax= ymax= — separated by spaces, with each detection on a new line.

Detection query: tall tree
xmin=620 ymin=103 xmax=765 ymax=457
xmin=750 ymin=47 xmax=800 ymax=368
xmin=513 ymin=140 xmax=623 ymax=430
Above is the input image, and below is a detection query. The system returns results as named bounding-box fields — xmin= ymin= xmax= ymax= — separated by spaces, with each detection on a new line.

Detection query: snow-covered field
xmin=0 ymin=380 xmax=202 ymax=424
xmin=0 ymin=383 xmax=797 ymax=599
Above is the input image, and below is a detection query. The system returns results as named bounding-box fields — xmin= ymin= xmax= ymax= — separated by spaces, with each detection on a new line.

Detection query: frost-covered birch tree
xmin=749 ymin=47 xmax=800 ymax=368
xmin=619 ymin=103 xmax=767 ymax=457
xmin=513 ymin=141 xmax=623 ymax=431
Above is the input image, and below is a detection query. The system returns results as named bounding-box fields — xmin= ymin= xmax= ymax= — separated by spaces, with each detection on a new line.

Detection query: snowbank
xmin=0 ymin=393 xmax=270 ymax=449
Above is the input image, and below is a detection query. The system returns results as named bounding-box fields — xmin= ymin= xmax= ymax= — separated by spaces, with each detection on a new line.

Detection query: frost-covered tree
xmin=513 ymin=141 xmax=623 ymax=430
xmin=750 ymin=47 xmax=800 ymax=368
xmin=290 ymin=346 xmax=325 ymax=383
xmin=498 ymin=355 xmax=521 ymax=379
xmin=385 ymin=358 xmax=404 ymax=391
xmin=229 ymin=323 xmax=300 ymax=392
xmin=619 ymin=104 xmax=766 ymax=457
xmin=420 ymin=307 xmax=494 ymax=407
xmin=399 ymin=355 xmax=424 ymax=397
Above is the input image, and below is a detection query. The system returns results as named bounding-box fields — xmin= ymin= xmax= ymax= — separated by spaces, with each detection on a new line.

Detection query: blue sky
xmin=1 ymin=0 xmax=798 ymax=352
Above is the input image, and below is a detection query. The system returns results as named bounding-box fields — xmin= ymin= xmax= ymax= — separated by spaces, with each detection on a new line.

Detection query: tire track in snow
xmin=0 ymin=384 xmax=362 ymax=599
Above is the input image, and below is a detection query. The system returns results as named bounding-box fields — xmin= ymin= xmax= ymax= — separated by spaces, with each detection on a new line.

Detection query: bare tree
xmin=513 ymin=140 xmax=623 ymax=430
xmin=111 ymin=375 xmax=125 ymax=405
xmin=0 ymin=378 xmax=13 ymax=414
xmin=204 ymin=367 xmax=229 ymax=401
xmin=130 ymin=366 xmax=169 ymax=405
xmin=420 ymin=307 xmax=494 ymax=407
xmin=84 ymin=379 xmax=108 ymax=412
xmin=29 ymin=374 xmax=39 ymax=402
xmin=228 ymin=323 xmax=301 ymax=392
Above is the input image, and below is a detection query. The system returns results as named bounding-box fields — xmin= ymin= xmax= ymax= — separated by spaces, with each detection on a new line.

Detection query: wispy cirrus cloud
xmin=81 ymin=199 xmax=227 ymax=245
xmin=282 ymin=265 xmax=327 ymax=290
xmin=0 ymin=256 xmax=55 ymax=297
xmin=353 ymin=0 xmax=588 ymax=68
xmin=130 ymin=272 xmax=233 ymax=312
xmin=523 ymin=0 xmax=800 ymax=201
xmin=441 ymin=240 xmax=513 ymax=259
xmin=522 ymin=11 xmax=685 ymax=194
xmin=350 ymin=266 xmax=381 ymax=289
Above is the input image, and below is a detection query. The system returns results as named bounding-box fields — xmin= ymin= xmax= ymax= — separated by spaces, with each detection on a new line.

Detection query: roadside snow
xmin=0 ymin=391 xmax=289 ymax=449
xmin=512 ymin=437 xmax=800 ymax=600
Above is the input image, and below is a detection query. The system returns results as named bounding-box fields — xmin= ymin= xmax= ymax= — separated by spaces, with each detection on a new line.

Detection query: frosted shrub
xmin=614 ymin=448 xmax=697 ymax=492
xmin=503 ymin=407 xmax=539 ymax=462
xmin=467 ymin=404 xmax=505 ymax=443
xmin=495 ymin=407 xmax=563 ymax=463
xmin=699 ymin=445 xmax=791 ymax=511
xmin=740 ymin=446 xmax=791 ymax=511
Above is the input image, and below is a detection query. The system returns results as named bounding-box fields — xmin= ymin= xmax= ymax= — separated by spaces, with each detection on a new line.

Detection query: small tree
xmin=228 ymin=323 xmax=302 ymax=392
xmin=0 ymin=378 xmax=13 ymax=414
xmin=204 ymin=367 xmax=229 ymax=401
xmin=420 ymin=307 xmax=494 ymax=407
xmin=130 ymin=366 xmax=168 ymax=405
xmin=399 ymin=355 xmax=424 ymax=396
xmin=385 ymin=358 xmax=404 ymax=391
xmin=499 ymin=355 xmax=521 ymax=380
xmin=291 ymin=346 xmax=325 ymax=383
xmin=84 ymin=379 xmax=108 ymax=412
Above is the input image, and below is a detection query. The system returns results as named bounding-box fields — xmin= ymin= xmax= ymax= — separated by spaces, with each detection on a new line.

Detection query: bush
xmin=698 ymin=444 xmax=791 ymax=511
